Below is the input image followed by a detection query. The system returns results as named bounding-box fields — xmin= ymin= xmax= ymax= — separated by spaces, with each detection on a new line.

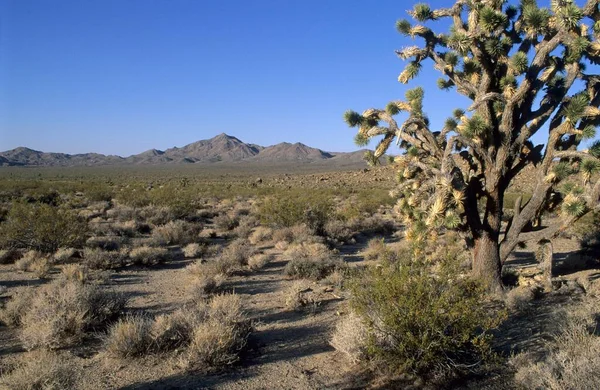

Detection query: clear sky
xmin=0 ymin=0 xmax=597 ymax=156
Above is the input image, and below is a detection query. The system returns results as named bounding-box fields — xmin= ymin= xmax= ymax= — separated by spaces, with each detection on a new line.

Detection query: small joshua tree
xmin=345 ymin=0 xmax=600 ymax=290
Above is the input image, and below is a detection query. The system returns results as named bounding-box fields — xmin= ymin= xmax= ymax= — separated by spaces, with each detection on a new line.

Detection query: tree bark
xmin=472 ymin=233 xmax=503 ymax=292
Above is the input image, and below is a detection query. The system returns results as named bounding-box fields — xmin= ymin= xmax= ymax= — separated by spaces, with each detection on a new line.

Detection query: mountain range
xmin=0 ymin=133 xmax=368 ymax=167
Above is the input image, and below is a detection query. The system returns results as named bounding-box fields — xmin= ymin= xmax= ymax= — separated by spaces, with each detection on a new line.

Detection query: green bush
xmin=258 ymin=194 xmax=333 ymax=235
xmin=349 ymin=250 xmax=504 ymax=378
xmin=0 ymin=201 xmax=88 ymax=253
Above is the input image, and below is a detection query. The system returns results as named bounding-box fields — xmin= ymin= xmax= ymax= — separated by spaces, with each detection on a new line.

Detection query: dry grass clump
xmin=86 ymin=235 xmax=124 ymax=251
xmin=109 ymin=220 xmax=142 ymax=237
xmin=505 ymin=286 xmax=536 ymax=312
xmin=214 ymin=239 xmax=257 ymax=274
xmin=183 ymin=243 xmax=207 ymax=259
xmin=137 ymin=205 xmax=175 ymax=226
xmin=351 ymin=215 xmax=395 ymax=236
xmin=0 ymin=288 xmax=36 ymax=326
xmin=17 ymin=279 xmax=126 ymax=350
xmin=52 ymin=247 xmax=77 ymax=264
xmin=248 ymin=226 xmax=273 ymax=245
xmin=213 ymin=213 xmax=239 ymax=231
xmin=129 ymin=245 xmax=172 ymax=266
xmin=362 ymin=238 xmax=387 ymax=261
xmin=83 ymin=248 xmax=125 ymax=270
xmin=150 ymin=220 xmax=200 ymax=246
xmin=104 ymin=294 xmax=250 ymax=371
xmin=15 ymin=250 xmax=41 ymax=272
xmin=324 ymin=220 xmax=355 ymax=244
xmin=248 ymin=253 xmax=272 ymax=271
xmin=284 ymin=280 xmax=313 ymax=311
xmin=0 ymin=350 xmax=77 ymax=390
xmin=185 ymin=261 xmax=225 ymax=298
xmin=182 ymin=294 xmax=251 ymax=371
xmin=104 ymin=315 xmax=152 ymax=357
xmin=106 ymin=204 xmax=137 ymax=222
xmin=272 ymin=224 xmax=320 ymax=245
xmin=330 ymin=311 xmax=368 ymax=363
xmin=283 ymin=242 xmax=343 ymax=280
xmin=0 ymin=248 xmax=20 ymax=264
xmin=513 ymin=304 xmax=600 ymax=390
xmin=30 ymin=257 xmax=51 ymax=279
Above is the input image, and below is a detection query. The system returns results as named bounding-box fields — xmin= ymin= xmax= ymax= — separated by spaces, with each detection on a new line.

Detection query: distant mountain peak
xmin=0 ymin=133 xmax=370 ymax=167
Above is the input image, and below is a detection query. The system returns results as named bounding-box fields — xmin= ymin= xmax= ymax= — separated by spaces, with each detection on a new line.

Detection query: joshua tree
xmin=345 ymin=0 xmax=600 ymax=290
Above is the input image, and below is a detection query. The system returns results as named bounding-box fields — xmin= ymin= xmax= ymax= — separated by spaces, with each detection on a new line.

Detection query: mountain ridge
xmin=0 ymin=133 xmax=369 ymax=167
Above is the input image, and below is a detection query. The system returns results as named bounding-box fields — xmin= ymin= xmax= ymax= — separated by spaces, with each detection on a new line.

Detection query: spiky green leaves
xmin=461 ymin=114 xmax=490 ymax=139
xmin=396 ymin=19 xmax=412 ymax=36
xmin=444 ymin=118 xmax=458 ymax=131
xmin=553 ymin=2 xmax=583 ymax=30
xmin=563 ymin=93 xmax=590 ymax=123
xmin=552 ymin=161 xmax=575 ymax=181
xmin=590 ymin=140 xmax=600 ymax=158
xmin=581 ymin=159 xmax=600 ymax=184
xmin=385 ymin=102 xmax=401 ymax=116
xmin=581 ymin=125 xmax=597 ymax=140
xmin=363 ymin=150 xmax=380 ymax=167
xmin=565 ymin=36 xmax=589 ymax=63
xmin=447 ymin=30 xmax=472 ymax=56
xmin=398 ymin=61 xmax=422 ymax=84
xmin=444 ymin=52 xmax=459 ymax=68
xmin=444 ymin=212 xmax=461 ymax=229
xmin=453 ymin=109 xmax=465 ymax=119
xmin=405 ymin=87 xmax=424 ymax=115
xmin=344 ymin=110 xmax=363 ymax=127
xmin=412 ymin=3 xmax=433 ymax=22
xmin=484 ymin=39 xmax=505 ymax=57
xmin=522 ymin=5 xmax=550 ymax=34
xmin=354 ymin=133 xmax=369 ymax=147
xmin=510 ymin=52 xmax=529 ymax=74
xmin=479 ymin=6 xmax=508 ymax=33
xmin=437 ymin=78 xmax=454 ymax=90
xmin=562 ymin=199 xmax=586 ymax=217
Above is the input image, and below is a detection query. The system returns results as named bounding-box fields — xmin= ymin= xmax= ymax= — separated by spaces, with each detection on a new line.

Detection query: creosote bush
xmin=0 ymin=201 xmax=88 ymax=253
xmin=349 ymin=248 xmax=504 ymax=378
xmin=283 ymin=242 xmax=343 ymax=280
xmin=104 ymin=294 xmax=251 ymax=371
xmin=0 ymin=350 xmax=78 ymax=390
xmin=128 ymin=245 xmax=172 ymax=266
xmin=16 ymin=278 xmax=126 ymax=350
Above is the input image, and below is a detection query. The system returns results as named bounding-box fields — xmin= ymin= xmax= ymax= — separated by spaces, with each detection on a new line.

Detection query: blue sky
xmin=0 ymin=0 xmax=597 ymax=156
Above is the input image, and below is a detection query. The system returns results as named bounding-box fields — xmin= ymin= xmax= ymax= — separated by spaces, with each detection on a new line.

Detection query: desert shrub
xmin=350 ymin=215 xmax=395 ymax=236
xmin=272 ymin=224 xmax=322 ymax=245
xmin=232 ymin=215 xmax=257 ymax=239
xmin=52 ymin=247 xmax=77 ymax=264
xmin=505 ymin=286 xmax=535 ymax=312
xmin=114 ymin=186 xmax=151 ymax=208
xmin=183 ymin=243 xmax=205 ymax=258
xmin=283 ymin=280 xmax=313 ymax=311
xmin=362 ymin=238 xmax=389 ymax=262
xmin=150 ymin=220 xmax=200 ymax=246
xmin=513 ymin=307 xmax=600 ymax=390
xmin=323 ymin=219 xmax=355 ymax=243
xmin=349 ymin=251 xmax=504 ymax=378
xmin=185 ymin=261 xmax=225 ymax=298
xmin=283 ymin=242 xmax=343 ymax=280
xmin=0 ymin=288 xmax=36 ymax=326
xmin=257 ymin=194 xmax=333 ymax=235
xmin=0 ymin=248 xmax=20 ymax=264
xmin=214 ymin=239 xmax=257 ymax=274
xmin=0 ymin=350 xmax=78 ymax=390
xmin=137 ymin=205 xmax=174 ymax=226
xmin=30 ymin=257 xmax=51 ymax=279
xmin=15 ymin=250 xmax=42 ymax=272
xmin=213 ymin=213 xmax=239 ymax=231
xmin=83 ymin=248 xmax=125 ymax=270
xmin=248 ymin=226 xmax=273 ymax=245
xmin=128 ymin=245 xmax=172 ymax=266
xmin=82 ymin=182 xmax=114 ymax=202
xmin=0 ymin=201 xmax=88 ymax=253
xmin=182 ymin=294 xmax=250 ymax=370
xmin=104 ymin=315 xmax=152 ymax=357
xmin=148 ymin=186 xmax=199 ymax=220
xmin=248 ymin=253 xmax=272 ymax=270
xmin=19 ymin=279 xmax=126 ymax=350
xmin=86 ymin=235 xmax=124 ymax=251
xmin=109 ymin=220 xmax=140 ymax=237
xmin=331 ymin=311 xmax=369 ymax=364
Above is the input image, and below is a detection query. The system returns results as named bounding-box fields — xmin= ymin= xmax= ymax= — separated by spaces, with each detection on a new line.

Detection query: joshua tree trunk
xmin=472 ymin=234 xmax=502 ymax=292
